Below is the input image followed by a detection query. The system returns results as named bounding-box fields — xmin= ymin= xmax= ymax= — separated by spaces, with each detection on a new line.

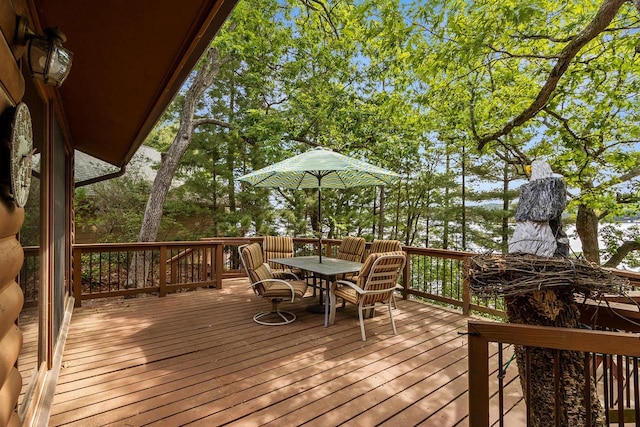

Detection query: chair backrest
xmin=263 ymin=236 xmax=294 ymax=271
xmin=336 ymin=236 xmax=366 ymax=263
xmin=239 ymin=243 xmax=272 ymax=296
xmin=356 ymin=251 xmax=406 ymax=304
xmin=370 ymin=239 xmax=402 ymax=254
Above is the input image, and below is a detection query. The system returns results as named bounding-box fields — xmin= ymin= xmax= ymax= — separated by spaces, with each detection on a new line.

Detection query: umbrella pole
xmin=318 ymin=186 xmax=322 ymax=263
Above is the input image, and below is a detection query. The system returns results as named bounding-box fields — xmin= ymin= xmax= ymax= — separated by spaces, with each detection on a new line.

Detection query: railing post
xmin=215 ymin=243 xmax=223 ymax=289
xmin=402 ymin=248 xmax=410 ymax=300
xmin=468 ymin=321 xmax=489 ymax=427
xmin=73 ymin=247 xmax=82 ymax=307
xmin=159 ymin=245 xmax=167 ymax=297
xmin=462 ymin=256 xmax=471 ymax=316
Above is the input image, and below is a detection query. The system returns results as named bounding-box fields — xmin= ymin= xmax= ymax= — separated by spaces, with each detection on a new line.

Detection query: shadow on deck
xmin=36 ymin=278 xmax=523 ymax=426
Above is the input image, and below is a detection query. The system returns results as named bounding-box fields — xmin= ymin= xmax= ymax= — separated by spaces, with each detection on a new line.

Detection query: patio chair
xmin=335 ymin=236 xmax=366 ymax=282
xmin=329 ymin=251 xmax=406 ymax=341
xmin=370 ymin=239 xmax=402 ymax=254
xmin=263 ymin=236 xmax=302 ymax=278
xmin=348 ymin=240 xmax=402 ymax=282
xmin=336 ymin=236 xmax=366 ymax=262
xmin=366 ymin=239 xmax=403 ymax=308
xmin=239 ymin=243 xmax=308 ymax=326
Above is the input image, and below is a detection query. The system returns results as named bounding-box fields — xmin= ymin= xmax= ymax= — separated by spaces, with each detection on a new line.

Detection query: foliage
xmin=79 ymin=0 xmax=640 ymax=268
xmin=74 ymin=163 xmax=202 ymax=243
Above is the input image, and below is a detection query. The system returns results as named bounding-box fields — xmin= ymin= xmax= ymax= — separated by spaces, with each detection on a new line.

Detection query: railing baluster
xmin=108 ymin=251 xmax=111 ymax=291
xmin=626 ymin=355 xmax=631 ymax=409
xmin=634 ymin=356 xmax=639 ymax=427
xmin=88 ymin=252 xmax=93 ymax=294
xmin=554 ymin=349 xmax=560 ymax=427
xmin=159 ymin=245 xmax=166 ymax=297
xmin=498 ymin=342 xmax=504 ymax=427
xmin=526 ymin=346 xmax=531 ymax=426
xmin=585 ymin=352 xmax=592 ymax=427
xmin=449 ymin=259 xmax=454 ymax=299
xmin=126 ymin=250 xmax=130 ymax=288
xmin=191 ymin=248 xmax=195 ymax=283
xmin=604 ymin=354 xmax=610 ymax=425
xmin=618 ymin=354 xmax=624 ymax=427
xmin=98 ymin=251 xmax=103 ymax=293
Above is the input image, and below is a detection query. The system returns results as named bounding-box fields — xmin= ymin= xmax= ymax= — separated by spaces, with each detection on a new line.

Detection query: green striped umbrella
xmin=239 ymin=146 xmax=399 ymax=261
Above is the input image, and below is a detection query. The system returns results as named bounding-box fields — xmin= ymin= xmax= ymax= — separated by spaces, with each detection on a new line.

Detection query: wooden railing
xmin=34 ymin=237 xmax=634 ymax=313
xmin=468 ymin=320 xmax=640 ymax=426
xmin=72 ymin=241 xmax=225 ymax=306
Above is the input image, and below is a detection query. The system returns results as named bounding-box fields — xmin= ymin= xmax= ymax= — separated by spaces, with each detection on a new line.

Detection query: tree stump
xmin=505 ymin=289 xmax=605 ymax=426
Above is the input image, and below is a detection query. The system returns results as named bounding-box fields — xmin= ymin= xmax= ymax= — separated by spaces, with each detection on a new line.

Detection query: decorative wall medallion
xmin=9 ymin=102 xmax=34 ymax=207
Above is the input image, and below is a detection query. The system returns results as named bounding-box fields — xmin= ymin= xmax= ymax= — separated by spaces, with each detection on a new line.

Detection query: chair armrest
xmin=248 ymin=278 xmax=298 ymax=302
xmin=333 ymin=279 xmax=365 ymax=294
xmin=274 ymin=270 xmax=299 ymax=280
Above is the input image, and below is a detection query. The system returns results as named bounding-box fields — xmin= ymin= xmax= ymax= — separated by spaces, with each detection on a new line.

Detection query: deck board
xmin=40 ymin=278 xmax=524 ymax=426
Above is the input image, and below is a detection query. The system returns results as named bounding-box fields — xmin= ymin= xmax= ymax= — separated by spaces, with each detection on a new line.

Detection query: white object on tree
xmin=509 ymin=160 xmax=561 ymax=257
xmin=529 ymin=159 xmax=554 ymax=180
xmin=509 ymin=221 xmax=557 ymax=257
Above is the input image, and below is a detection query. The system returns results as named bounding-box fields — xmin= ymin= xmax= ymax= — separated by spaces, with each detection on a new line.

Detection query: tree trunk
xmin=576 ymin=204 xmax=601 ymax=264
xmin=505 ymin=291 xmax=605 ymax=427
xmin=372 ymin=189 xmax=377 ymax=237
xmin=461 ymin=146 xmax=467 ymax=250
xmin=128 ymin=48 xmax=221 ymax=288
xmin=443 ymin=151 xmax=450 ymax=249
xmin=393 ymin=182 xmax=401 ymax=240
xmin=377 ymin=186 xmax=385 ymax=239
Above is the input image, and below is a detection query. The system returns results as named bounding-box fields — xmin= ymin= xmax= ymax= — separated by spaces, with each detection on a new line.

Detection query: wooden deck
xmin=40 ymin=278 xmax=524 ymax=426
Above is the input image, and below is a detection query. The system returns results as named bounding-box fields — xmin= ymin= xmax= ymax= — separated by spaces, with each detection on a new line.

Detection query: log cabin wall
xmin=1 ymin=1 xmax=73 ymax=425
xmin=0 ymin=199 xmax=24 ymax=427
xmin=0 ymin=0 xmax=28 ymax=425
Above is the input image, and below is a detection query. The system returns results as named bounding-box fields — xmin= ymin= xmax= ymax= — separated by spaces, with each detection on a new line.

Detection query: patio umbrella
xmin=238 ymin=146 xmax=400 ymax=262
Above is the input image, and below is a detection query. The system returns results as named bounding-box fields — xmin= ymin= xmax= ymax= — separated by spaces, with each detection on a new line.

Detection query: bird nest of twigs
xmin=467 ymin=253 xmax=630 ymax=298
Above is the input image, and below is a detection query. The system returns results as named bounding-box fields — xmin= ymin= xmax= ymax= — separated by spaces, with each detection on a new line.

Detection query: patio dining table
xmin=269 ymin=255 xmax=363 ymax=327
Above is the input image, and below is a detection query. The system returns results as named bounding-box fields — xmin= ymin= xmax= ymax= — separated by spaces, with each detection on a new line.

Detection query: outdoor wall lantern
xmin=16 ymin=15 xmax=73 ymax=87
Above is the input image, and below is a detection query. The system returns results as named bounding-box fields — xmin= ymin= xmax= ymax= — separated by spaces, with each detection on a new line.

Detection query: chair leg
xmin=358 ymin=304 xmax=367 ymax=341
xmin=328 ymin=290 xmax=337 ymax=325
xmin=364 ymin=306 xmax=375 ymax=318
xmin=387 ymin=299 xmax=397 ymax=335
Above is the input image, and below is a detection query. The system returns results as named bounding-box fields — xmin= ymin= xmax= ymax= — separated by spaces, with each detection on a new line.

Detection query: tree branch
xmin=476 ymin=0 xmax=628 ymax=151
xmin=603 ymin=240 xmax=640 ymax=268
xmin=276 ymin=188 xmax=298 ymax=206
xmin=517 ymin=34 xmax=575 ymax=43
xmin=192 ymin=117 xmax=318 ymax=148
xmin=487 ymin=44 xmax=560 ymax=60
xmin=596 ymin=165 xmax=640 ymax=190
xmin=542 ymin=107 xmax=591 ymax=145
xmin=300 ymin=0 xmax=339 ymax=38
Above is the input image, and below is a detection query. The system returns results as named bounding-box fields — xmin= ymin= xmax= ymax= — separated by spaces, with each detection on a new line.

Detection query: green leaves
xmin=128 ymin=0 xmax=638 ymax=265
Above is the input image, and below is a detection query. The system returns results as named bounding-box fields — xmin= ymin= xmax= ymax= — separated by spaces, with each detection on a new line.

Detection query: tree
xmin=411 ymin=0 xmax=640 ymax=266
xmin=137 ymin=47 xmax=224 ymax=244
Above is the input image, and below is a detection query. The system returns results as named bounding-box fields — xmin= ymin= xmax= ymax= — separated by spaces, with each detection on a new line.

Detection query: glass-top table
xmin=269 ymin=256 xmax=363 ymax=327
